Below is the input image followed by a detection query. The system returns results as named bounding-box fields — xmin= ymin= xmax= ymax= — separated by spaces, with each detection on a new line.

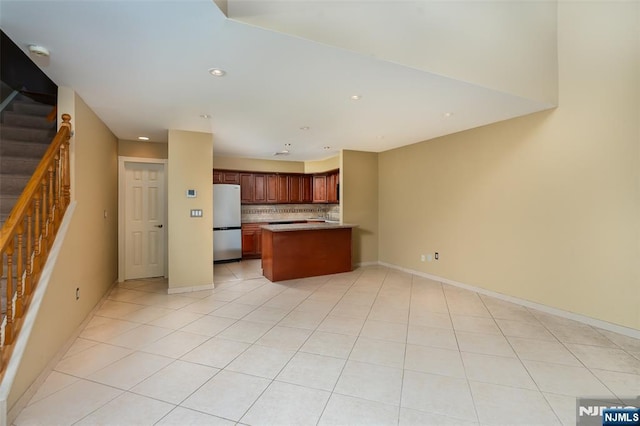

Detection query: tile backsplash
xmin=242 ymin=204 xmax=341 ymax=223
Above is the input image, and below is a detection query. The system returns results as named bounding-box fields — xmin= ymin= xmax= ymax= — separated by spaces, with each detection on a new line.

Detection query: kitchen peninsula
xmin=261 ymin=222 xmax=357 ymax=281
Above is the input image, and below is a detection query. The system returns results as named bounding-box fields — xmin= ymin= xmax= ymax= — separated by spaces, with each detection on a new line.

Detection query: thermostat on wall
xmin=186 ymin=189 xmax=197 ymax=198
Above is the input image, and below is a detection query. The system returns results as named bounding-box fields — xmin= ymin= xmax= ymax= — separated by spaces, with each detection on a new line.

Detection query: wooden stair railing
xmin=0 ymin=114 xmax=71 ymax=378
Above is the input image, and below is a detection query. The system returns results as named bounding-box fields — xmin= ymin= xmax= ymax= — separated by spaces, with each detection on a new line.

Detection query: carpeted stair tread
xmin=0 ymin=125 xmax=55 ymax=143
xmin=0 ymin=156 xmax=41 ymax=175
xmin=11 ymin=101 xmax=55 ymax=116
xmin=0 ymin=139 xmax=50 ymax=158
xmin=2 ymin=111 xmax=55 ymax=129
xmin=0 ymin=175 xmax=30 ymax=195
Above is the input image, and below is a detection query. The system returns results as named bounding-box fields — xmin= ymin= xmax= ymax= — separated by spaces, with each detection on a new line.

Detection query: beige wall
xmin=341 ymin=150 xmax=378 ymax=265
xmin=379 ymin=1 xmax=640 ymax=329
xmin=212 ymin=155 xmax=340 ymax=174
xmin=118 ymin=139 xmax=168 ymax=159
xmin=214 ymin=156 xmax=304 ymax=173
xmin=168 ymin=130 xmax=214 ymax=291
xmin=9 ymin=90 xmax=119 ymax=409
xmin=305 ymin=155 xmax=339 ymax=174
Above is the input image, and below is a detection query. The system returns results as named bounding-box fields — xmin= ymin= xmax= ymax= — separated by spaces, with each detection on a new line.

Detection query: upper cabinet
xmin=266 ymin=174 xmax=278 ymax=203
xmin=313 ymin=170 xmax=338 ymax=203
xmin=253 ymin=174 xmax=267 ymax=203
xmin=290 ymin=174 xmax=313 ymax=203
xmin=239 ymin=173 xmax=254 ymax=203
xmin=214 ymin=169 xmax=338 ymax=205
xmin=276 ymin=175 xmax=290 ymax=203
xmin=327 ymin=171 xmax=339 ymax=204
xmin=213 ymin=170 xmax=240 ymax=185
xmin=312 ymin=175 xmax=327 ymax=203
xmin=301 ymin=175 xmax=313 ymax=203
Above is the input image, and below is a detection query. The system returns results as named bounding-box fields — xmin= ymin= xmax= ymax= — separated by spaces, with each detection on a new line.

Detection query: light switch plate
xmin=190 ymin=209 xmax=203 ymax=217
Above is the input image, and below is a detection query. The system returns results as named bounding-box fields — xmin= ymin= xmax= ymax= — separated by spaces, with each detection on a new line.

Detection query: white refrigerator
xmin=213 ymin=184 xmax=242 ymax=262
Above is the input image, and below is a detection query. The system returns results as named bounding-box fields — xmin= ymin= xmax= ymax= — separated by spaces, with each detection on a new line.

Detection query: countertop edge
xmin=261 ymin=223 xmax=358 ymax=232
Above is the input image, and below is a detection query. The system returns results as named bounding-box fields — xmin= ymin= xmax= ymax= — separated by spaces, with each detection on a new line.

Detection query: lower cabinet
xmin=241 ymin=223 xmax=263 ymax=258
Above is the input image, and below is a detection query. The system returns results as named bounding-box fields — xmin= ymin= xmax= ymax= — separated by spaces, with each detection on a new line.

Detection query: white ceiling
xmin=0 ymin=0 xmax=557 ymax=162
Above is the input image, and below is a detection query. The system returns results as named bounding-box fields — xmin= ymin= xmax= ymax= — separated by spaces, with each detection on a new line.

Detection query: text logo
xmin=602 ymin=408 xmax=640 ymax=426
xmin=577 ymin=397 xmax=640 ymax=426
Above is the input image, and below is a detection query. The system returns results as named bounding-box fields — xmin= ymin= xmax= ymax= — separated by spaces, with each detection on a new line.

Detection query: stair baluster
xmin=4 ymin=246 xmax=14 ymax=345
xmin=25 ymin=208 xmax=32 ymax=296
xmin=0 ymin=113 xmax=71 ymax=378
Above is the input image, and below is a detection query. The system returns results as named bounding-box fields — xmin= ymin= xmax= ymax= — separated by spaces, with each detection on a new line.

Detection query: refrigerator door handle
xmin=214 ymin=226 xmax=242 ymax=231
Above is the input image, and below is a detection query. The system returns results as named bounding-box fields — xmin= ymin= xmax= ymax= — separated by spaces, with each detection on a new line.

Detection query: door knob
xmin=155 ymin=224 xmax=163 ymax=228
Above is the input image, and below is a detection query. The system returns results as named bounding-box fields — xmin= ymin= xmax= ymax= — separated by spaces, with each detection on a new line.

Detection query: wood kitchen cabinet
xmin=241 ymin=223 xmax=262 ymax=258
xmin=262 ymin=225 xmax=353 ymax=281
xmin=239 ymin=173 xmax=254 ymax=203
xmin=301 ymin=175 xmax=313 ymax=202
xmin=289 ymin=175 xmax=302 ymax=203
xmin=313 ymin=175 xmax=327 ymax=203
xmin=327 ymin=171 xmax=339 ymax=204
xmin=276 ymin=175 xmax=289 ymax=203
xmin=289 ymin=174 xmax=312 ymax=203
xmin=236 ymin=172 xmax=271 ymax=204
xmin=213 ymin=170 xmax=240 ymax=184
xmin=253 ymin=174 xmax=267 ymax=203
xmin=266 ymin=174 xmax=278 ymax=203
xmin=216 ymin=168 xmax=339 ymax=205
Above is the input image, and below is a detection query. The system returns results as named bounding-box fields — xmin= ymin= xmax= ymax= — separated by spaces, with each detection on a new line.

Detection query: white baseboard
xmin=378 ymin=261 xmax=640 ymax=340
xmin=167 ymin=283 xmax=215 ymax=294
xmin=354 ymin=261 xmax=380 ymax=268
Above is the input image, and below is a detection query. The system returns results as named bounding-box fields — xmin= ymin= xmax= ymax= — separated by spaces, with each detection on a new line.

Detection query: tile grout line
xmin=440 ymin=279 xmax=481 ymax=425
xmin=396 ymin=274 xmax=415 ymax=426
xmin=18 ymin=264 xmax=640 ymax=425
xmin=227 ymin=271 xmax=365 ymax=424
xmin=477 ymin=291 xmax=568 ymax=425
xmin=313 ymin=267 xmax=390 ymax=426
xmin=520 ymin=302 xmax=630 ymax=404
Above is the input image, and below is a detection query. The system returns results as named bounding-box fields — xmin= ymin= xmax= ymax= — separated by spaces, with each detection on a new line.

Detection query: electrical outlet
xmin=420 ymin=254 xmax=426 ymax=262
xmin=76 ymin=287 xmax=80 ymax=300
xmin=435 ymin=252 xmax=439 ymax=260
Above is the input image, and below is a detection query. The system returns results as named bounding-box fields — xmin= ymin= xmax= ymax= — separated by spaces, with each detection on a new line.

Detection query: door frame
xmin=118 ymin=156 xmax=168 ymax=282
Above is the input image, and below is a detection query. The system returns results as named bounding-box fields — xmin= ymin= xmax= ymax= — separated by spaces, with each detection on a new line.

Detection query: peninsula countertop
xmin=260 ymin=222 xmax=358 ymax=232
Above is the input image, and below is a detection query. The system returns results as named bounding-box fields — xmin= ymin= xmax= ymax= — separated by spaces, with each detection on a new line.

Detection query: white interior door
xmin=124 ymin=162 xmax=165 ymax=279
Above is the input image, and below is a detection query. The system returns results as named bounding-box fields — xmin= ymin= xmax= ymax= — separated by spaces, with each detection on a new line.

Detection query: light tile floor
xmin=14 ymin=261 xmax=640 ymax=425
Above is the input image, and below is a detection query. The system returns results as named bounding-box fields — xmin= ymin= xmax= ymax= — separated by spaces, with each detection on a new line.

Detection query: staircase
xmin=0 ymin=94 xmax=56 ymax=228
xmin=0 ymin=94 xmax=56 ymax=318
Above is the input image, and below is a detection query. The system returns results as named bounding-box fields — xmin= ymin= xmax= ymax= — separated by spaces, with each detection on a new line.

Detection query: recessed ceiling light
xmin=444 ymin=112 xmax=454 ymax=118
xmin=350 ymin=95 xmax=362 ymax=101
xmin=137 ymin=136 xmax=150 ymax=141
xmin=200 ymin=114 xmax=212 ymax=119
xmin=208 ymin=68 xmax=226 ymax=77
xmin=300 ymin=126 xmax=310 ymax=131
xmin=28 ymin=44 xmax=50 ymax=57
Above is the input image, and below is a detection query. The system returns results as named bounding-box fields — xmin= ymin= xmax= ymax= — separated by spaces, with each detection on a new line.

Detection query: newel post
xmin=60 ymin=114 xmax=72 ymax=208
